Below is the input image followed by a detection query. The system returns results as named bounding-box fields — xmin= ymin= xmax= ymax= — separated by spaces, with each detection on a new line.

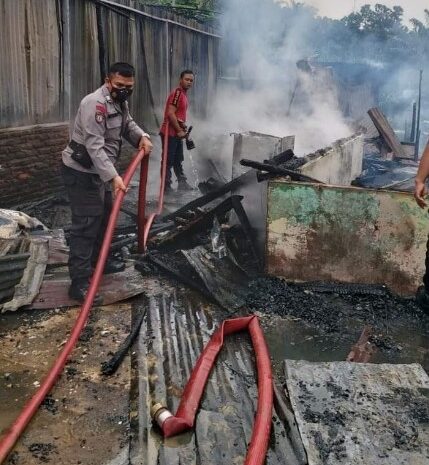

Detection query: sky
xmin=280 ymin=1 xmax=427 ymax=24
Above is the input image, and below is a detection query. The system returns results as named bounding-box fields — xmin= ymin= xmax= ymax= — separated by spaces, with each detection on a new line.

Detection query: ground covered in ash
xmin=244 ymin=277 xmax=429 ymax=363
xmin=245 ymin=277 xmax=426 ymax=331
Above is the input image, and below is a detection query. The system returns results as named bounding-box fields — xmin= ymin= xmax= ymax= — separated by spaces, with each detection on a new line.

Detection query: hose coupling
xmin=150 ymin=403 xmax=173 ymax=429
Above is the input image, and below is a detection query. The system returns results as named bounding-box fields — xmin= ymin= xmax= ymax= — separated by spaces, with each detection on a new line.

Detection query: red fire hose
xmin=0 ymin=131 xmax=274 ymax=465
xmin=0 ymin=146 xmax=155 ymax=463
xmin=138 ymin=126 xmax=169 ymax=252
xmin=151 ymin=315 xmax=273 ymax=465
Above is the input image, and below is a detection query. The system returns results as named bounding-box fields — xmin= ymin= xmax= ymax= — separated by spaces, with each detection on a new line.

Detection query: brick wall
xmin=0 ymin=123 xmax=69 ymax=207
xmin=0 ymin=123 xmax=135 ymax=208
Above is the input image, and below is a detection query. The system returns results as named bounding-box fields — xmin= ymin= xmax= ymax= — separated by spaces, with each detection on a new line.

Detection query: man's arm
xmin=414 ymin=140 xmax=429 ymax=208
xmin=166 ymin=104 xmax=186 ymax=138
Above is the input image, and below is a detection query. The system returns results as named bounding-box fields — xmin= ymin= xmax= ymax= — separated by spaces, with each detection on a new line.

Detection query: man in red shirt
xmin=160 ymin=70 xmax=194 ymax=193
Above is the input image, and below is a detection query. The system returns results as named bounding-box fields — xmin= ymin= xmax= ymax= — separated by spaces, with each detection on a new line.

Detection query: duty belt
xmin=69 ymin=140 xmax=93 ymax=169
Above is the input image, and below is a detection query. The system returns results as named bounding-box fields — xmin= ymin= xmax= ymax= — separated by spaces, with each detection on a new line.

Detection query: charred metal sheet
xmin=182 ymin=245 xmax=248 ymax=309
xmin=284 ymin=360 xmax=429 ymax=465
xmin=130 ymin=285 xmax=306 ymax=465
xmin=266 ymin=181 xmax=429 ymax=295
xmin=141 ymin=252 xmax=221 ymax=307
xmin=0 ymin=270 xmax=24 ymax=290
xmin=1 ymin=238 xmax=49 ymax=312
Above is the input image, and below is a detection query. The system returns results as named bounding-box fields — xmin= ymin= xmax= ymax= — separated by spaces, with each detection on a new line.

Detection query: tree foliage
xmin=138 ymin=0 xmax=221 ymax=22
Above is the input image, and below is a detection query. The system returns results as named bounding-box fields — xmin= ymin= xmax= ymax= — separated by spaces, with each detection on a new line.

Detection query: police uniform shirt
xmin=62 ymin=84 xmax=147 ymax=182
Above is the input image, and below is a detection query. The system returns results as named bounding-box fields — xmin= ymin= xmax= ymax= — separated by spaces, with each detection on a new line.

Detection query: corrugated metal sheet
xmin=0 ymin=0 xmax=62 ymax=128
xmin=1 ymin=0 xmax=220 ymax=131
xmin=130 ymin=282 xmax=306 ymax=465
xmin=266 ymin=181 xmax=429 ymax=295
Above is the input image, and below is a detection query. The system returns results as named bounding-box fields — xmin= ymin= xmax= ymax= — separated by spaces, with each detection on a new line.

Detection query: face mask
xmin=110 ymin=86 xmax=133 ymax=103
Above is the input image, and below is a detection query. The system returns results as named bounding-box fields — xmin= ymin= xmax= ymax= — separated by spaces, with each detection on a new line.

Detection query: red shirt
xmin=160 ymin=87 xmax=188 ymax=137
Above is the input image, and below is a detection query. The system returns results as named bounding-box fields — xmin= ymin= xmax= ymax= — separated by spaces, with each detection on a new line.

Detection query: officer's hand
xmin=112 ymin=176 xmax=128 ymax=198
xmin=414 ymin=180 xmax=427 ymax=208
xmin=177 ymin=130 xmax=187 ymax=139
xmin=139 ymin=136 xmax=153 ymax=154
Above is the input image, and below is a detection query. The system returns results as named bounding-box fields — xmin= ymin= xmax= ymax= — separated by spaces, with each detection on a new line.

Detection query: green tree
xmin=342 ymin=3 xmax=405 ymax=39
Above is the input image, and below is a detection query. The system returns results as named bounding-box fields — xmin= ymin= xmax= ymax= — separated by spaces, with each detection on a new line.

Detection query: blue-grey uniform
xmin=61 ymin=84 xmax=148 ymax=287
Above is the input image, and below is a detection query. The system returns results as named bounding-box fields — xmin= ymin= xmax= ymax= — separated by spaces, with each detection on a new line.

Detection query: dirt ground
xmin=0 ymin=303 xmax=132 ymax=465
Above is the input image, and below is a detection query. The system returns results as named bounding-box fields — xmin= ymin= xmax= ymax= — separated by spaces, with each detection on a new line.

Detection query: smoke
xmin=190 ymin=0 xmax=352 ymax=180
xmin=185 ymin=0 xmax=428 ymax=184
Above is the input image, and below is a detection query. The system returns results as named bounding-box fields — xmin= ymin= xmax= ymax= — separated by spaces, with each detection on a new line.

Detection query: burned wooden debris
xmin=368 ymin=107 xmax=407 ymax=159
xmin=346 ymin=326 xmax=377 ymax=363
xmin=101 ymin=304 xmax=147 ymax=376
xmin=240 ymin=158 xmax=323 ymax=183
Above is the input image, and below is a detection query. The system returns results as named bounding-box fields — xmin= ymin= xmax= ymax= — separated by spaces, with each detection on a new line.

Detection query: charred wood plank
xmin=163 ymin=151 xmax=299 ymax=223
xmin=264 ymin=148 xmax=295 ymax=165
xmin=240 ymin=159 xmax=323 ymax=183
xmin=346 ymin=325 xmax=377 ymax=363
xmin=368 ymin=107 xmax=406 ymax=158
xmin=153 ymin=196 xmax=242 ymax=248
xmin=101 ymin=306 xmax=147 ymax=376
xmin=230 ymin=196 xmax=261 ymax=271
xmin=120 ymin=205 xmax=137 ymax=220
xmin=162 ymin=171 xmax=255 ymax=222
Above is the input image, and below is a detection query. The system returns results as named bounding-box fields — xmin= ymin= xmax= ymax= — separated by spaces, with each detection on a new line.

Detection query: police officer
xmin=159 ymin=70 xmax=194 ymax=193
xmin=62 ymin=62 xmax=153 ymax=303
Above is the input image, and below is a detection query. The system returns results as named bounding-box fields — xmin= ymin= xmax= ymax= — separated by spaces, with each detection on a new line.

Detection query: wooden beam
xmin=368 ymin=107 xmax=406 ymax=158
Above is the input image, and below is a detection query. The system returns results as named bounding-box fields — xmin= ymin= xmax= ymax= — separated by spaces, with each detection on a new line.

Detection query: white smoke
xmin=191 ymin=0 xmax=352 ymax=177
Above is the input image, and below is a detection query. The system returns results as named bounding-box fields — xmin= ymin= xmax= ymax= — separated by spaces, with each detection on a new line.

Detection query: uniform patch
xmin=95 ymin=110 xmax=105 ymax=124
xmin=172 ymin=89 xmax=181 ymax=107
xmin=96 ymin=104 xmax=107 ymax=113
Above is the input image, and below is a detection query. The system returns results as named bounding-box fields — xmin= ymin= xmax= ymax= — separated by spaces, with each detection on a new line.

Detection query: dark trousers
xmin=62 ymin=163 xmax=112 ymax=284
xmin=160 ymin=135 xmax=186 ymax=186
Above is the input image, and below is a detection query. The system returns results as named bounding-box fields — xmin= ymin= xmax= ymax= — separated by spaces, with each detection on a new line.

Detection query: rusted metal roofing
xmin=130 ymin=281 xmax=307 ymax=465
xmin=1 ymin=0 xmax=220 ymax=130
xmin=0 ymin=0 xmax=62 ymax=128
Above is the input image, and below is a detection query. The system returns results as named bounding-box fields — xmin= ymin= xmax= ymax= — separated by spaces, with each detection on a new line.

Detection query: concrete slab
xmin=231 ymin=131 xmax=295 ymax=255
xmin=300 ymin=134 xmax=364 ymax=186
xmin=266 ymin=181 xmax=429 ymax=295
xmin=284 ymin=360 xmax=429 ymax=465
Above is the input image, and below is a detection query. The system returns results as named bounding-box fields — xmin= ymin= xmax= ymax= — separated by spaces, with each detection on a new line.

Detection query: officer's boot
xmin=69 ymin=278 xmax=103 ymax=305
xmin=91 ymin=257 xmax=125 ymax=274
xmin=177 ymin=176 xmax=193 ymax=192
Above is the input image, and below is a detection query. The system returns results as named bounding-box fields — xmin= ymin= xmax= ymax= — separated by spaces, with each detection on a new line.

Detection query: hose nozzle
xmin=150 ymin=403 xmax=173 ymax=429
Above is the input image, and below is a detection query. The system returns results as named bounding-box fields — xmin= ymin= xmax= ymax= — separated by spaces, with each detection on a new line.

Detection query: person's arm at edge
xmin=415 ymin=140 xmax=429 ymax=208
